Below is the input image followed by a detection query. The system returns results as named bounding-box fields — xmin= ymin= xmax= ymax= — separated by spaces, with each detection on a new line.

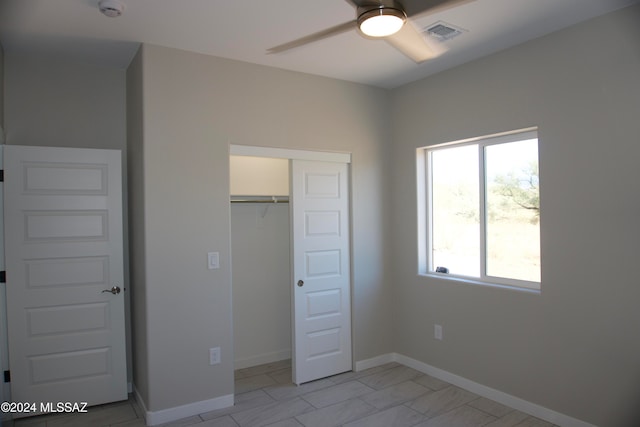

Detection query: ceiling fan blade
xmin=267 ymin=20 xmax=358 ymax=54
xmin=385 ymin=21 xmax=446 ymax=63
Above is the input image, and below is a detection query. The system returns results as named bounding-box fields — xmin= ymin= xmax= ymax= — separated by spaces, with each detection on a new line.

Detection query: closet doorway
xmin=230 ymin=146 xmax=352 ymax=385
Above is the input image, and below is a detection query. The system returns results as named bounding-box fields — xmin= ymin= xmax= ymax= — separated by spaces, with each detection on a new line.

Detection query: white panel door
xmin=3 ymin=145 xmax=126 ymax=415
xmin=291 ymin=160 xmax=351 ymax=384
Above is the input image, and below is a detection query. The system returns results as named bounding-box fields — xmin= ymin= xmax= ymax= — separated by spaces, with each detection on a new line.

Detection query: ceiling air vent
xmin=424 ymin=21 xmax=466 ymax=41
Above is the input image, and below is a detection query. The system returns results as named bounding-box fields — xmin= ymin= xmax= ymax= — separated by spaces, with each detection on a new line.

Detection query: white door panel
xmin=3 ymin=145 xmax=126 ymax=416
xmin=291 ymin=160 xmax=351 ymax=385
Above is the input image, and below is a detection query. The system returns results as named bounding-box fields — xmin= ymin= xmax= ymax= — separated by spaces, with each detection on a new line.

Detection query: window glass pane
xmin=431 ymin=145 xmax=480 ymax=277
xmin=485 ymin=139 xmax=540 ymax=282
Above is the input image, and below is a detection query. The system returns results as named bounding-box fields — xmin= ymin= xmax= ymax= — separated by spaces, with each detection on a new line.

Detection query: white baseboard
xmin=356 ymin=353 xmax=596 ymax=427
xmin=354 ymin=353 xmax=395 ymax=371
xmin=234 ymin=349 xmax=291 ymax=370
xmin=133 ymin=384 xmax=233 ymax=426
xmin=132 ymin=386 xmax=148 ymax=423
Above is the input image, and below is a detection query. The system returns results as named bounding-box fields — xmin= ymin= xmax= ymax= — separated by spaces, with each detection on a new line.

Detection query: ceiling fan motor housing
xmin=357 ymin=0 xmax=406 ymax=18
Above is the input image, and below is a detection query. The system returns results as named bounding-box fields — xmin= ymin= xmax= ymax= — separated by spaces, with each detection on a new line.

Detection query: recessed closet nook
xmin=230 ymin=155 xmax=292 ymax=375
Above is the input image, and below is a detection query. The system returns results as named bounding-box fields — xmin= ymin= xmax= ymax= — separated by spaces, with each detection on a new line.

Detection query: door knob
xmin=297 ymin=280 xmax=304 ymax=287
xmin=102 ymin=286 xmax=121 ymax=295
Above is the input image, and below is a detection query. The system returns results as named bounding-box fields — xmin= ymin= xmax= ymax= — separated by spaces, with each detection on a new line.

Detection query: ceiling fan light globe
xmin=358 ymin=8 xmax=406 ymax=38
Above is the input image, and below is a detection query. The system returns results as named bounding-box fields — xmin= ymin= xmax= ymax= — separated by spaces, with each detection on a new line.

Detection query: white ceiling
xmin=0 ymin=0 xmax=637 ymax=88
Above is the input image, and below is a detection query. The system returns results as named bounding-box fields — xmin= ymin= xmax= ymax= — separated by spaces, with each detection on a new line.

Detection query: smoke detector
xmin=99 ymin=0 xmax=125 ymax=18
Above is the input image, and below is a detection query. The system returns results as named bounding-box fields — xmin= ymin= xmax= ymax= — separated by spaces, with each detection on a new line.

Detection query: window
xmin=418 ymin=129 xmax=540 ymax=290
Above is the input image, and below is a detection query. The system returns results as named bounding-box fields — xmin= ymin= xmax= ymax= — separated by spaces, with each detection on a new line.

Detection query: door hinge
xmin=0 ymin=271 xmax=5 ymax=283
xmin=0 ymin=169 xmax=3 ymax=182
xmin=3 ymin=370 xmax=9 ymax=383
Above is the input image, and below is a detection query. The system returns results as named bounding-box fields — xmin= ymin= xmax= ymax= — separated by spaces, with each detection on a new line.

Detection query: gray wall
xmin=390 ymin=5 xmax=640 ymax=427
xmin=126 ymin=47 xmax=149 ymax=406
xmin=4 ymin=53 xmax=126 ymax=150
xmin=129 ymin=43 xmax=393 ymax=412
xmin=3 ymin=51 xmax=133 ymax=388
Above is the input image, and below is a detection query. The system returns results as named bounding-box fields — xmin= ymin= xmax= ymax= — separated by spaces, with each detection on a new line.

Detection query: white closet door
xmin=291 ymin=160 xmax=351 ymax=384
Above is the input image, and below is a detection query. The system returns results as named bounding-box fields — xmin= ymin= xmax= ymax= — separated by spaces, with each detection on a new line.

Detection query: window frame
xmin=417 ymin=128 xmax=541 ymax=292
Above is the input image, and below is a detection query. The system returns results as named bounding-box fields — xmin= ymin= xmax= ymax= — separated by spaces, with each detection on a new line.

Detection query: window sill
xmin=419 ymin=273 xmax=541 ymax=295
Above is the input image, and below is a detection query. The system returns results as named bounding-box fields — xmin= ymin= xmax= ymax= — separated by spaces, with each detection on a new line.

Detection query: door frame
xmin=228 ymin=145 xmax=354 ymax=380
xmin=0 ymin=147 xmax=9 ymax=417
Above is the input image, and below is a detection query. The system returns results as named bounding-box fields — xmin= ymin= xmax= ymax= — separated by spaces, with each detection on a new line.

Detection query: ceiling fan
xmin=267 ymin=0 xmax=474 ymax=63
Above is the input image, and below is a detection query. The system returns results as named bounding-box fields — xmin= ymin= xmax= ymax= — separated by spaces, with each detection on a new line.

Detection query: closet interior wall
xmin=230 ymin=156 xmax=292 ymax=369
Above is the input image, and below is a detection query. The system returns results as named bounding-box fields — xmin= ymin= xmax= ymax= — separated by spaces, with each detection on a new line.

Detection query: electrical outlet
xmin=209 ymin=347 xmax=221 ymax=365
xmin=434 ymin=324 xmax=443 ymax=340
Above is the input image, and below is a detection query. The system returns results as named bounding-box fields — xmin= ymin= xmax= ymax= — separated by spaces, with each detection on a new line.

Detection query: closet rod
xmin=230 ymin=197 xmax=289 ymax=204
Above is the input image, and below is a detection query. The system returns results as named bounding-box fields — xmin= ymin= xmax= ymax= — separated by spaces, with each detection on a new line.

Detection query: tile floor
xmin=4 ymin=360 xmax=560 ymax=427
